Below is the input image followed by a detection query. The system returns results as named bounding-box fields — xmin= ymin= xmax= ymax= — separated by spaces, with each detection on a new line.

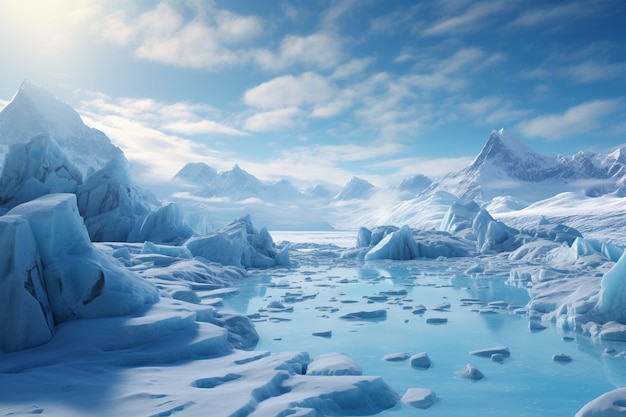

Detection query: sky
xmin=0 ymin=0 xmax=625 ymax=189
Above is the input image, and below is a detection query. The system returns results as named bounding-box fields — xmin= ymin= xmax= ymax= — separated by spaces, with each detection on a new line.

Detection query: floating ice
xmin=470 ymin=346 xmax=511 ymax=358
xmin=340 ymin=310 xmax=387 ymax=320
xmin=456 ymin=364 xmax=484 ymax=380
xmin=575 ymin=387 xmax=626 ymax=417
xmin=401 ymin=388 xmax=437 ymax=409
xmin=553 ymin=353 xmax=573 ymax=363
xmin=409 ymin=352 xmax=432 ymax=369
xmin=382 ymin=352 xmax=410 ymax=361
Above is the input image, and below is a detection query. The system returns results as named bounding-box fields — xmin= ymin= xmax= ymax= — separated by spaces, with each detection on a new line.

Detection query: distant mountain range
xmin=3 ymin=82 xmax=626 ymax=238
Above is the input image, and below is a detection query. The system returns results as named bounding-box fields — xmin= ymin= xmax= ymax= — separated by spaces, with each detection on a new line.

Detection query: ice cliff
xmin=0 ymin=193 xmax=158 ymax=351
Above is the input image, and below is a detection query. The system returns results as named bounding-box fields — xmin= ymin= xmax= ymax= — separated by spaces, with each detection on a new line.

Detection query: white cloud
xmin=97 ymin=1 xmax=262 ymax=70
xmin=508 ymin=1 xmax=589 ymax=28
xmin=162 ymin=120 xmax=247 ymax=136
xmin=517 ymin=98 xmax=624 ymax=141
xmin=253 ymin=32 xmax=344 ymax=71
xmin=423 ymin=2 xmax=512 ymax=37
xmin=77 ymin=92 xmax=242 ymax=183
xmin=243 ymin=72 xmax=335 ymax=109
xmin=567 ymin=60 xmax=626 ymax=83
xmin=331 ymin=57 xmax=375 ymax=80
xmin=243 ymin=107 xmax=304 ymax=131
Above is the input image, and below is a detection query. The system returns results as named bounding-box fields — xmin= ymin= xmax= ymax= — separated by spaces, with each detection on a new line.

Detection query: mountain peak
xmin=1 ymin=81 xmax=84 ymax=142
xmin=174 ymin=162 xmax=218 ymax=183
xmin=469 ymin=128 xmax=553 ymax=175
xmin=336 ymin=176 xmax=375 ymax=200
xmin=0 ymin=82 xmax=122 ymax=176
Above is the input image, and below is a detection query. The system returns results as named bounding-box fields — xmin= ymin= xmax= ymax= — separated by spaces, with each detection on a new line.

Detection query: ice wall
xmin=0 ymin=134 xmax=82 ymax=209
xmin=1 ymin=194 xmax=159 ymax=350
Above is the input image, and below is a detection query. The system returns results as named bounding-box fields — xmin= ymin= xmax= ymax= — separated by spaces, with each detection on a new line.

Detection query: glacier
xmin=4 ymin=82 xmax=626 ymax=416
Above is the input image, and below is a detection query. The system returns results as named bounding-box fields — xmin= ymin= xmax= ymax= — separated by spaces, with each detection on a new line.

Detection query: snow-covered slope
xmin=0 ymin=81 xmax=122 ymax=176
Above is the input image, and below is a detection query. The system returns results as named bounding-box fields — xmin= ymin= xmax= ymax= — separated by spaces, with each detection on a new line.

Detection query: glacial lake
xmin=222 ymin=232 xmax=626 ymax=417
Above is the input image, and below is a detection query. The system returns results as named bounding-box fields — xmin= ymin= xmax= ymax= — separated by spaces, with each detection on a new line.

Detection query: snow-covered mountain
xmin=0 ymin=82 xmax=175 ymax=242
xmin=428 ymin=129 xmax=625 ymax=204
xmin=174 ymin=162 xmax=305 ymax=202
xmin=335 ymin=176 xmax=375 ymax=200
xmin=0 ymin=81 xmax=122 ymax=176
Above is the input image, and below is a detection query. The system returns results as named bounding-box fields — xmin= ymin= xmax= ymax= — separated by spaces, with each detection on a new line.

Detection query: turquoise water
xmin=224 ymin=257 xmax=626 ymax=416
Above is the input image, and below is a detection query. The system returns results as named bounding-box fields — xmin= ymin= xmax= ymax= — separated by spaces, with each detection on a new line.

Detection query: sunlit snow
xmin=3 ymin=82 xmax=626 ymax=416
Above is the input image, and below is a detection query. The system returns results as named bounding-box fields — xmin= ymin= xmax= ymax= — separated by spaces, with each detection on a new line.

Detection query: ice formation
xmin=2 ymin=194 xmax=158 ymax=349
xmin=77 ymin=155 xmax=156 ymax=242
xmin=576 ymin=388 xmax=626 ymax=417
xmin=0 ymin=134 xmax=82 ymax=209
xmin=401 ymin=388 xmax=437 ymax=409
xmin=185 ymin=215 xmax=289 ymax=268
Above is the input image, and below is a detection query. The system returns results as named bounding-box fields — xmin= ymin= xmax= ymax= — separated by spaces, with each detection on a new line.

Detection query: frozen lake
xmin=223 ymin=231 xmax=626 ymax=416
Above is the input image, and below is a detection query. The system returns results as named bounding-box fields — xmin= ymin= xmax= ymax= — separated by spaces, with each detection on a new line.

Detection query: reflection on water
xmin=224 ymin=257 xmax=626 ymax=417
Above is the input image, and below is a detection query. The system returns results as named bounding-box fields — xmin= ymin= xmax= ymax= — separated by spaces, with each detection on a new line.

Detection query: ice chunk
xmin=575 ymin=387 xmax=626 ymax=417
xmin=185 ymin=215 xmax=289 ymax=268
xmin=409 ymin=352 xmax=432 ymax=369
xmin=382 ymin=352 xmax=410 ymax=361
xmin=0 ymin=215 xmax=54 ymax=351
xmin=129 ymin=203 xmax=193 ymax=245
xmin=440 ymin=201 xmax=480 ymax=233
xmin=595 ymin=253 xmax=626 ymax=323
xmin=470 ymin=346 xmax=511 ymax=358
xmin=364 ymin=226 xmax=420 ymax=261
xmin=306 ymin=353 xmax=363 ymax=376
xmin=356 ymin=226 xmax=372 ymax=247
xmin=8 ymin=194 xmax=158 ymax=324
xmin=340 ymin=310 xmax=387 ymax=320
xmin=552 ymin=353 xmax=572 ymax=363
xmin=456 ymin=364 xmax=484 ymax=380
xmin=401 ymin=388 xmax=437 ymax=409
xmin=472 ymin=209 xmax=521 ymax=253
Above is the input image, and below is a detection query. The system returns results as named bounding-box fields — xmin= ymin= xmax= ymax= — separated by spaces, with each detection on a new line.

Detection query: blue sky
xmin=1 ymin=0 xmax=625 ymax=188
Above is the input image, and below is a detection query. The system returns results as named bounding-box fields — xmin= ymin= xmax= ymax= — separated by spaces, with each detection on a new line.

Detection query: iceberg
xmin=364 ymin=225 xmax=420 ymax=261
xmin=185 ymin=215 xmax=289 ymax=269
xmin=6 ymin=193 xmax=158 ymax=325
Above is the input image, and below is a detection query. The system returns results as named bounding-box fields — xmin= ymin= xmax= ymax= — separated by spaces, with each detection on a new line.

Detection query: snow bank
xmin=185 ymin=215 xmax=289 ymax=268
